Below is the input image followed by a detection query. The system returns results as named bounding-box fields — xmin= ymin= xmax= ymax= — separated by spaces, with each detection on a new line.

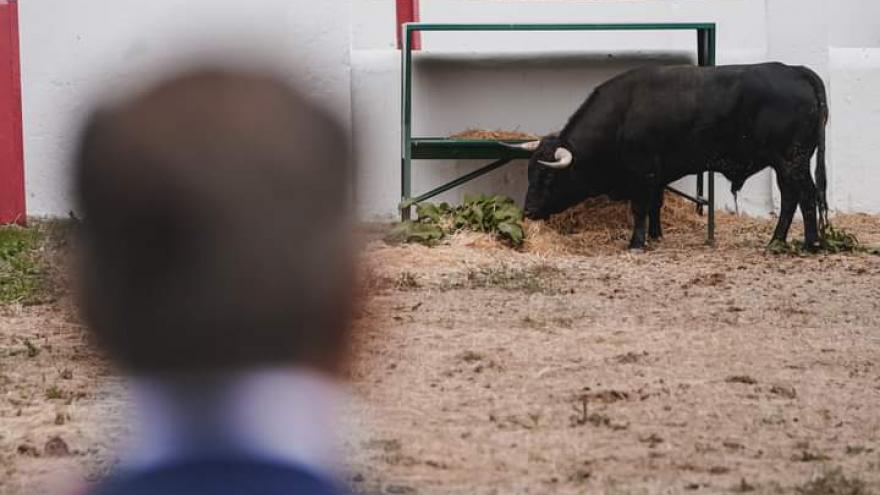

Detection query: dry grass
xmin=449 ymin=128 xmax=540 ymax=141
xmin=524 ymin=192 xmax=781 ymax=256
xmin=419 ymin=192 xmax=877 ymax=259
xmin=366 ymin=191 xmax=880 ymax=292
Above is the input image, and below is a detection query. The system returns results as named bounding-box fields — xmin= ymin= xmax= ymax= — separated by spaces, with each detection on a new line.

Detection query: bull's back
xmin=617 ymin=63 xmax=820 ymax=151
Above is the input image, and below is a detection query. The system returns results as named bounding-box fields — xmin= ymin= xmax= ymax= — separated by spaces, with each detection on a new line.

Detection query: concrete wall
xmin=828 ymin=48 xmax=880 ymax=212
xmin=19 ymin=0 xmax=351 ymax=216
xmin=16 ymin=0 xmax=880 ymax=219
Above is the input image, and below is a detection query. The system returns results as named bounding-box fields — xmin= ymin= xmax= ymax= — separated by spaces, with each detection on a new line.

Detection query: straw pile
xmin=523 ymin=192 xmax=707 ymax=255
xmin=450 ymin=128 xmax=539 ymax=141
xmin=427 ymin=190 xmax=794 ymax=256
xmin=365 ymin=193 xmax=712 ymax=284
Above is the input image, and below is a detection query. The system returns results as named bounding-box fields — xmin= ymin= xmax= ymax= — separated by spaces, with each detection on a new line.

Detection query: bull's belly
xmin=662 ymin=148 xmax=767 ymax=192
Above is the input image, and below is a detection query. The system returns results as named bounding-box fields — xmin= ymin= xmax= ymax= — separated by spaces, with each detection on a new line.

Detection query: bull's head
xmin=503 ymin=136 xmax=577 ymax=220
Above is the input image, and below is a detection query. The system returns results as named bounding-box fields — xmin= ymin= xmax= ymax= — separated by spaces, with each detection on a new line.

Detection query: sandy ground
xmin=0 ymin=301 xmax=129 ymax=495
xmin=2 ymin=211 xmax=880 ymax=494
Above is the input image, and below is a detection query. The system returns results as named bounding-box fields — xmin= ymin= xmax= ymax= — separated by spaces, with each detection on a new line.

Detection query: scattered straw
xmin=524 ymin=192 xmax=711 ymax=255
xmin=450 ymin=128 xmax=539 ymax=141
xmin=374 ymin=193 xmax=880 ymax=267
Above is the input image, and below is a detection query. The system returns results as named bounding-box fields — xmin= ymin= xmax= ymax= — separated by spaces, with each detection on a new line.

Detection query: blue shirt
xmin=83 ymin=369 xmax=349 ymax=495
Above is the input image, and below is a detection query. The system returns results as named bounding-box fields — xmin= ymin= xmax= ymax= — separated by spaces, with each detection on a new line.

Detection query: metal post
xmin=707 ymin=27 xmax=717 ymax=245
xmin=708 ymin=168 xmax=715 ymax=245
xmin=696 ymin=173 xmax=705 ymax=215
xmin=696 ymin=29 xmax=707 ymax=217
xmin=400 ymin=24 xmax=413 ymax=221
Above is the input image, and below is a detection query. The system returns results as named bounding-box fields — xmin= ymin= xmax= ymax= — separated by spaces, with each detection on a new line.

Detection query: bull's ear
xmin=500 ymin=140 xmax=540 ymax=152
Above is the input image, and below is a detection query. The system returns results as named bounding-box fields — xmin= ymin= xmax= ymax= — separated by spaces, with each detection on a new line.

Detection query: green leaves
xmin=818 ymin=224 xmax=860 ymax=253
xmin=386 ymin=221 xmax=445 ymax=246
xmin=453 ymin=194 xmax=524 ymax=246
xmin=768 ymin=224 xmax=863 ymax=255
xmin=388 ymin=195 xmax=525 ymax=247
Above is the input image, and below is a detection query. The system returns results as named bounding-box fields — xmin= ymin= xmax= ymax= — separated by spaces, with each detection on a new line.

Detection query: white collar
xmin=123 ymin=367 xmax=343 ymax=479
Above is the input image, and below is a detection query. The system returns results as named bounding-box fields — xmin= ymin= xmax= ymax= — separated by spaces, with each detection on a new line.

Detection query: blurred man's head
xmin=74 ymin=69 xmax=353 ymax=375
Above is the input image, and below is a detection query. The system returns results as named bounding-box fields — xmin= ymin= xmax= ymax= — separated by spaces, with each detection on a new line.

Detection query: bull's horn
xmin=538 ymin=147 xmax=573 ymax=169
xmin=500 ymin=140 xmax=541 ymax=152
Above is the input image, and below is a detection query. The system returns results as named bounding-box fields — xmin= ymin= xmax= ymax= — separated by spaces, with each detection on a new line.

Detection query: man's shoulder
xmin=87 ymin=458 xmax=348 ymax=495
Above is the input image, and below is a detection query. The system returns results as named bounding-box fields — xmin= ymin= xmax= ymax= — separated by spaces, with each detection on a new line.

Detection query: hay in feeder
xmin=450 ymin=128 xmax=540 ymax=141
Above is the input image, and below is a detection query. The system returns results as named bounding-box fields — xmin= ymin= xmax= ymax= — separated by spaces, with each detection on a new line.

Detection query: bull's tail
xmin=802 ymin=66 xmax=829 ymax=231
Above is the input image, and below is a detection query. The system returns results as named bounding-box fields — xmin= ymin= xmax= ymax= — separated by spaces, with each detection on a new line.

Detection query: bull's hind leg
xmin=795 ymin=168 xmax=821 ymax=251
xmin=648 ymin=186 xmax=664 ymax=240
xmin=772 ymin=174 xmax=798 ymax=243
xmin=629 ymin=198 xmax=649 ymax=249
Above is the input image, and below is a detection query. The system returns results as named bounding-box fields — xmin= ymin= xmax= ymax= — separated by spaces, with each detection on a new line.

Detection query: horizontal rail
xmin=411 ymin=138 xmax=533 ymax=160
xmin=666 ymin=185 xmax=709 ymax=206
xmin=407 ymin=23 xmax=715 ymax=33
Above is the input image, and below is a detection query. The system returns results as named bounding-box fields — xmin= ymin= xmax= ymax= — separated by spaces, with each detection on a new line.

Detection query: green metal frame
xmin=401 ymin=22 xmax=717 ymax=244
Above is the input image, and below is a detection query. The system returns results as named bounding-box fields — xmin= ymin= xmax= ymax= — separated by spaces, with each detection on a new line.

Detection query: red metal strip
xmin=395 ymin=0 xmax=421 ymax=50
xmin=0 ymin=0 xmax=25 ymax=224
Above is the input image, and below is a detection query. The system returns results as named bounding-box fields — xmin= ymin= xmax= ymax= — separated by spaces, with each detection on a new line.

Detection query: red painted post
xmin=0 ymin=0 xmax=25 ymax=224
xmin=396 ymin=0 xmax=421 ymax=50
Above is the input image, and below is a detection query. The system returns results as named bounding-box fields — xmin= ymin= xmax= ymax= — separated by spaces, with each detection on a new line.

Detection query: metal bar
xmin=696 ymin=29 xmax=707 ymax=216
xmin=400 ymin=25 xmax=413 ymax=220
xmin=697 ymin=29 xmax=707 ymax=66
xmin=410 ymin=138 xmax=533 ymax=160
xmin=707 ymin=26 xmax=717 ymax=245
xmin=708 ymin=26 xmax=717 ymax=65
xmin=410 ymin=159 xmax=513 ymax=204
xmin=696 ymin=173 xmax=705 ymax=215
xmin=708 ymin=170 xmax=715 ymax=245
xmin=407 ymin=22 xmax=716 ymax=32
xmin=666 ymin=186 xmax=709 ymax=206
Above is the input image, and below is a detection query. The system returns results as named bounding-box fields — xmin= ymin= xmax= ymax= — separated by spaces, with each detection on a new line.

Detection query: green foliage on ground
xmin=0 ymin=225 xmax=46 ymax=304
xmin=817 ymin=224 xmax=862 ymax=253
xmin=388 ymin=195 xmax=525 ymax=247
xmin=767 ymin=224 xmax=864 ymax=256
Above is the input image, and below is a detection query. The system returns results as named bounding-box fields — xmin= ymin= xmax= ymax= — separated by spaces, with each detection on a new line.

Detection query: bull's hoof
xmin=628 ymin=241 xmax=647 ymax=251
xmin=803 ymin=240 xmax=822 ymax=253
xmin=766 ymin=238 xmax=790 ymax=254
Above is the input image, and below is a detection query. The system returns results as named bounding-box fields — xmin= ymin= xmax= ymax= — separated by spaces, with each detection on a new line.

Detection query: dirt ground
xmin=2 ymin=210 xmax=880 ymax=494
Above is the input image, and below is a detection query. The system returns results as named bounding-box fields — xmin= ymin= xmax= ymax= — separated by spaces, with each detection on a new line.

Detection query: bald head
xmin=75 ymin=69 xmax=354 ymax=374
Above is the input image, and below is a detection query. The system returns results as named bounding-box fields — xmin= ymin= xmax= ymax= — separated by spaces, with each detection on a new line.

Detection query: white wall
xmin=828 ymin=48 xmax=880 ymax=212
xmin=19 ymin=0 xmax=351 ymax=217
xmin=17 ymin=0 xmax=880 ymax=219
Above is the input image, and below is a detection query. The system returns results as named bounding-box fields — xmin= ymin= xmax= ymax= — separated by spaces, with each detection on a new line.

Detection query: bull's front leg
xmin=629 ymin=192 xmax=650 ymax=250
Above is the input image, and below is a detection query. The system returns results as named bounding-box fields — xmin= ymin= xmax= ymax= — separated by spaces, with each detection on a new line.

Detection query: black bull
xmin=514 ymin=62 xmax=828 ymax=250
